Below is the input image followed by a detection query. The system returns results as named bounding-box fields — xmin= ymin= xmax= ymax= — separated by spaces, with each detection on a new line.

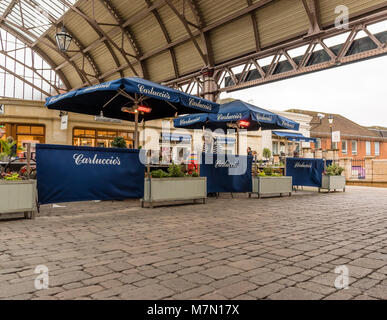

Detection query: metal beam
xmin=166 ymin=9 xmax=387 ymax=94
xmin=98 ymin=0 xmax=147 ymax=78
xmin=55 ymin=0 xmax=274 ymax=77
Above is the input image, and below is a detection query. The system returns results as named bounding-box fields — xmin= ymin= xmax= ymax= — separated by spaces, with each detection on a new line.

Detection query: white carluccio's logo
xmin=138 ymin=84 xmax=171 ymax=99
xmin=73 ymin=154 xmax=121 ymax=166
xmin=215 ymin=160 xmax=240 ymax=168
xmin=49 ymin=92 xmax=73 ymax=104
xmin=82 ymin=82 xmax=112 ymax=93
xmin=217 ymin=113 xmax=242 ymax=121
xmin=188 ymin=98 xmax=213 ymax=111
xmin=256 ymin=114 xmax=273 ymax=122
xmin=294 ymin=162 xmax=312 ymax=169
xmin=281 ymin=119 xmax=295 ymax=129
xmin=180 ymin=117 xmax=201 ymax=125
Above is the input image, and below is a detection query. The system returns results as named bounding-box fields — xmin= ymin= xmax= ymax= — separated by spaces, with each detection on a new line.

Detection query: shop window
xmin=16 ymin=124 xmax=45 ymax=149
xmin=272 ymin=142 xmax=279 ymax=155
xmin=73 ymin=128 xmax=133 ymax=148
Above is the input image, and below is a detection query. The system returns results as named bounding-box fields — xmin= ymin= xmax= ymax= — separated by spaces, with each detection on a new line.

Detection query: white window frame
xmin=342 ymin=140 xmax=347 ymax=154
xmin=375 ymin=142 xmax=380 ymax=156
xmin=351 ymin=140 xmax=357 ymax=155
xmin=366 ymin=141 xmax=371 ymax=156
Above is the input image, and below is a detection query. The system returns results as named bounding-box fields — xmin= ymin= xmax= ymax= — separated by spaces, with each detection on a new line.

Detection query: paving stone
xmin=249 ymin=271 xmax=284 ymax=286
xmin=161 ymin=277 xmax=197 ymax=292
xmin=249 ymin=283 xmax=285 ymax=299
xmin=365 ymin=285 xmax=387 ymax=300
xmin=120 ymin=284 xmax=174 ymax=300
xmin=50 ymin=271 xmax=91 ymax=287
xmin=228 ymin=258 xmax=270 ymax=271
xmin=173 ymin=286 xmax=214 ymax=300
xmin=182 ymin=273 xmax=214 ymax=285
xmin=128 ymin=255 xmax=164 ymax=267
xmin=270 ymin=249 xmax=303 ymax=258
xmin=269 ymin=287 xmax=324 ymax=300
xmin=297 ymin=282 xmax=336 ymax=295
xmin=349 ymin=258 xmax=386 ymax=270
xmin=55 ymin=285 xmax=103 ymax=300
xmin=216 ymin=281 xmax=257 ymax=299
xmin=200 ymin=265 xmax=241 ymax=280
xmin=275 ymin=266 xmax=304 ymax=276
xmin=0 ymin=281 xmax=36 ymax=298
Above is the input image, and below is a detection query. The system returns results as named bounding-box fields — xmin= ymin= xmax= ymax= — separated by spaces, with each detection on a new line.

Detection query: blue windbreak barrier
xmin=45 ymin=77 xmax=219 ymax=123
xmin=200 ymin=154 xmax=253 ymax=193
xmin=286 ymin=158 xmax=325 ymax=187
xmin=36 ymin=144 xmax=145 ymax=204
xmin=273 ymin=131 xmax=317 ymax=143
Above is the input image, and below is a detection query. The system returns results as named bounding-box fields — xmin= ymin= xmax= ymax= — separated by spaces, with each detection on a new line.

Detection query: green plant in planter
xmin=258 ymin=166 xmax=283 ymax=177
xmin=151 ymin=169 xmax=169 ymax=178
xmin=168 ymin=163 xmax=185 ymax=178
xmin=263 ymin=166 xmax=274 ymax=176
xmin=0 ymin=139 xmax=16 ymax=160
xmin=325 ymin=164 xmax=344 ymax=176
xmin=111 ymin=136 xmax=127 ymax=148
xmin=263 ymin=148 xmax=271 ymax=159
xmin=1 ymin=172 xmax=21 ymax=181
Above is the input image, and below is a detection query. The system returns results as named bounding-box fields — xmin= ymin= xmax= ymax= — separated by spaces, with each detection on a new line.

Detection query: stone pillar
xmin=201 ymin=68 xmax=218 ymax=102
xmin=365 ymin=156 xmax=376 ymax=181
xmin=342 ymin=157 xmax=353 ymax=180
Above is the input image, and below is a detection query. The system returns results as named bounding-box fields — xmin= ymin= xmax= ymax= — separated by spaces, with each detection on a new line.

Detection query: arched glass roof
xmin=0 ymin=0 xmax=76 ymax=99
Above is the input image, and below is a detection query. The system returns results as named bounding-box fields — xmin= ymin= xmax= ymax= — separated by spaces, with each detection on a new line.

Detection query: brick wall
xmin=314 ymin=138 xmax=387 ymax=159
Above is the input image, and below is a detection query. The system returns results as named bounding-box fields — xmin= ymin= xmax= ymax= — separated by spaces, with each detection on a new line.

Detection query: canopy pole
xmin=236 ymin=126 xmax=240 ymax=156
xmin=134 ymin=111 xmax=139 ymax=149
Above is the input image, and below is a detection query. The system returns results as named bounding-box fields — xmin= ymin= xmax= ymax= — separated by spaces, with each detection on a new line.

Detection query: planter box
xmin=320 ymin=175 xmax=346 ymax=192
xmin=250 ymin=176 xmax=292 ymax=198
xmin=0 ymin=180 xmax=37 ymax=219
xmin=142 ymin=177 xmax=207 ymax=207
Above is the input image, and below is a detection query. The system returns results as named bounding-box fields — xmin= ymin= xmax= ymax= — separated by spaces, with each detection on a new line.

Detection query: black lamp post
xmin=328 ymin=114 xmax=334 ymax=150
xmin=55 ymin=27 xmax=72 ymax=52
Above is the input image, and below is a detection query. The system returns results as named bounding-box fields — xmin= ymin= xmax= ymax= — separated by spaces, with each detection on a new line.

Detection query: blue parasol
xmin=174 ymin=100 xmax=300 ymax=154
xmin=45 ymin=77 xmax=219 ymax=148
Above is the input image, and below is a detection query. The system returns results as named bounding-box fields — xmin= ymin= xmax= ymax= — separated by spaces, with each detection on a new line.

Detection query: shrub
xmin=151 ymin=169 xmax=169 ymax=178
xmin=111 ymin=136 xmax=127 ymax=149
xmin=325 ymin=164 xmax=344 ymax=176
xmin=264 ymin=166 xmax=274 ymax=176
xmin=168 ymin=163 xmax=185 ymax=178
xmin=263 ymin=148 xmax=271 ymax=159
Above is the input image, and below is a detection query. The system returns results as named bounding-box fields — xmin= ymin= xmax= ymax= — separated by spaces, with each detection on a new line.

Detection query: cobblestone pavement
xmin=1 ymin=186 xmax=387 ymax=300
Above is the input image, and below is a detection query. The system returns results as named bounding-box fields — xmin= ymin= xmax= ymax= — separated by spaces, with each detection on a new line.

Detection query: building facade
xmin=287 ymin=110 xmax=387 ymax=160
xmin=0 ymin=98 xmax=264 ymax=160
